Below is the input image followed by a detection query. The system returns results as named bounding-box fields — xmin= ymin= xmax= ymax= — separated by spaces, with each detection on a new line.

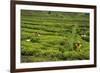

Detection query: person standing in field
xmin=74 ymin=41 xmax=82 ymax=50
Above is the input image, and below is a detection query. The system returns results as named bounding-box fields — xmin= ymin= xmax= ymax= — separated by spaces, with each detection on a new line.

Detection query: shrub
xmin=81 ymin=36 xmax=89 ymax=42
xmin=21 ymin=47 xmax=43 ymax=56
xmin=21 ymin=33 xmax=32 ymax=40
xmin=31 ymin=37 xmax=40 ymax=43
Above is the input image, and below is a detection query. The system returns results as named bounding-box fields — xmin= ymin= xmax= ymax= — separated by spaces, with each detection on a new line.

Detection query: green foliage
xmin=31 ymin=37 xmax=40 ymax=43
xmin=21 ymin=10 xmax=90 ymax=62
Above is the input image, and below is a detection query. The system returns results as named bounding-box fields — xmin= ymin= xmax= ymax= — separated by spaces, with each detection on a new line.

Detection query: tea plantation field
xmin=21 ymin=10 xmax=90 ymax=62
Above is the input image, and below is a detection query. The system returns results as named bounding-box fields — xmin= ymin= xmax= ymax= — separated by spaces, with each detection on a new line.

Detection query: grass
xmin=21 ymin=10 xmax=90 ymax=63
